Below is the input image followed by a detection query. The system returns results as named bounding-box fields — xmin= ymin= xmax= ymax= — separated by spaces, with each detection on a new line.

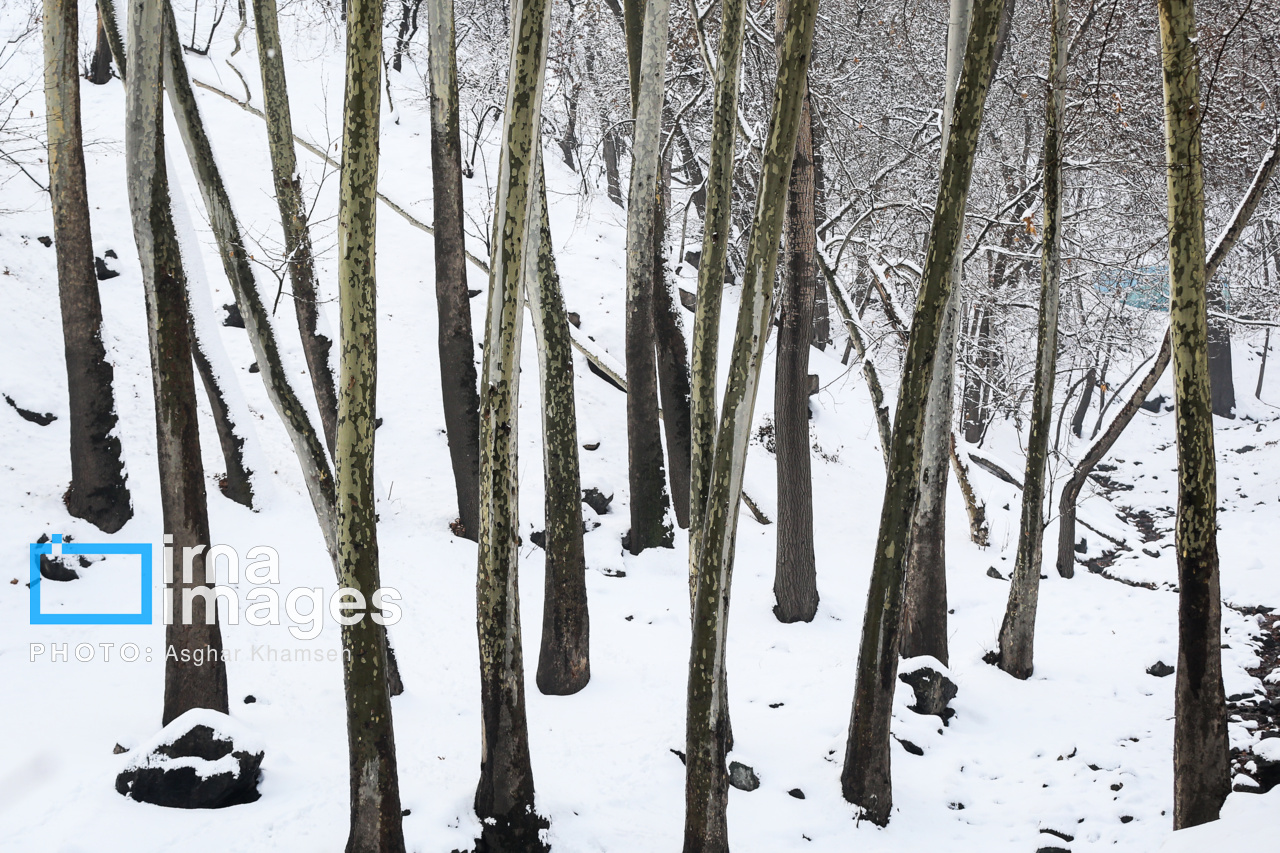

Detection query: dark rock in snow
xmin=728 ymin=761 xmax=759 ymax=791
xmin=566 ymin=312 xmax=581 ymax=328
xmin=1035 ymin=847 xmax=1071 ymax=853
xmin=670 ymin=748 xmax=686 ymax=764
xmin=221 ymin=302 xmax=246 ymax=328
xmin=895 ymin=737 xmax=924 ymax=756
xmin=115 ymin=711 xmax=263 ymax=809
xmin=1140 ymin=393 xmax=1169 ymax=413
xmin=787 ymin=788 xmax=805 ymax=799
xmin=37 ymin=235 xmax=52 ymax=247
xmin=582 ymin=488 xmax=613 ymax=516
xmin=529 ymin=530 xmax=546 ymax=549
xmin=94 ymin=256 xmax=119 ymax=280
xmin=4 ymin=394 xmax=56 ymax=426
xmin=1040 ymin=827 xmax=1074 ymax=842
xmin=39 ymin=553 xmax=79 ymax=582
xmin=467 ymin=288 xmax=482 ymax=298
xmin=1146 ymin=661 xmax=1175 ymax=678
xmin=679 ymin=288 xmax=697 ymax=312
xmin=582 ymin=442 xmax=600 ymax=451
xmin=986 ymin=567 xmax=1005 ymax=580
xmin=243 ymin=695 xmax=256 ymax=705
xmin=113 ymin=744 xmax=128 ymax=755
xmin=1075 ymin=538 xmax=1087 ymax=554
xmin=248 ymin=362 xmax=260 ymax=374
xmin=899 ymin=663 xmax=958 ymax=721
xmin=104 ymin=249 xmax=117 ymax=259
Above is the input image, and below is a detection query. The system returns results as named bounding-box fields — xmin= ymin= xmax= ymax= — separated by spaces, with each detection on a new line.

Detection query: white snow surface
xmin=1 ymin=5 xmax=1278 ymax=851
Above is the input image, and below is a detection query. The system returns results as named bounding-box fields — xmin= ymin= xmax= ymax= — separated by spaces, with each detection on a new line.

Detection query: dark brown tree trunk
xmin=46 ymin=0 xmax=133 ymax=534
xmin=1071 ymin=365 xmax=1096 ymax=437
xmin=190 ymin=329 xmax=255 ymax=507
xmin=89 ymin=8 xmax=114 ymax=84
xmin=426 ymin=0 xmax=482 ymax=540
xmin=655 ymin=151 xmax=693 ymax=530
xmin=124 ymin=0 xmax=227 ymax=724
xmin=771 ymin=34 xmax=819 ymax=623
xmin=1206 ymin=285 xmax=1235 ymax=417
xmin=1157 ymin=0 xmax=1230 ymax=827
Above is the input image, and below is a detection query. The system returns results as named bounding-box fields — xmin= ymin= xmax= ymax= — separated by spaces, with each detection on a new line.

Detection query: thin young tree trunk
xmin=771 ymin=0 xmax=820 ymax=624
xmin=190 ymin=319 xmax=255 ymax=506
xmin=841 ymin=0 xmax=1006 ymax=825
xmin=474 ymin=0 xmax=552 ymax=844
xmin=993 ymin=0 xmax=1067 ymax=679
xmin=688 ymin=0 xmax=747 ymax=595
xmin=1256 ymin=328 xmax=1269 ymax=399
xmin=527 ymin=158 xmax=590 ymax=697
xmin=45 ymin=0 xmax=133 ymax=535
xmin=89 ymin=8 xmax=114 ymax=84
xmin=334 ymin=0 xmax=406 ymax=847
xmin=161 ymin=2 xmax=338 ymax=557
xmin=250 ymin=0 xmax=340 ymax=457
xmin=1205 ymin=284 xmax=1235 ymax=417
xmin=425 ymin=0 xmax=482 ymax=540
xmin=683 ymin=0 xmax=819 ymax=847
xmin=1156 ymin=0 xmax=1229 ymax=827
xmin=1054 ymin=127 xmax=1279 ymax=578
xmin=901 ymin=0 xmax=970 ymax=664
xmin=624 ymin=0 xmax=674 ymax=553
xmin=97 ymin=0 xmax=127 ymax=79
xmin=124 ymin=0 xmax=227 ymax=724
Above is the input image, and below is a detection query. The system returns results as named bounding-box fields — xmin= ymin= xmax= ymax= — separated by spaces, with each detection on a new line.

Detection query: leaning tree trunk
xmin=1157 ymin=0 xmax=1230 ymax=828
xmin=841 ymin=0 xmax=1006 ymax=826
xmin=683 ymin=0 xmax=819 ymax=848
xmin=994 ymin=0 xmax=1067 ymax=680
xmin=96 ymin=0 xmax=127 ymax=79
xmin=45 ymin=0 xmax=133 ymax=534
xmin=473 ymin=0 xmax=553 ymax=845
xmin=771 ymin=0 xmax=820 ymax=625
xmin=1053 ymin=126 xmax=1279 ymax=578
xmin=654 ymin=151 xmax=693 ymax=530
xmin=426 ymin=0 xmax=482 ymax=540
xmin=334 ymin=0 xmax=407 ymax=847
xmin=623 ymin=0 xmax=675 ymax=553
xmin=124 ymin=0 xmax=227 ymax=724
xmin=249 ymin=0 xmax=340 ymax=457
xmin=527 ymin=158 xmax=590 ymax=697
xmin=901 ymin=0 xmax=970 ymax=665
xmin=687 ymin=0 xmax=747 ymax=595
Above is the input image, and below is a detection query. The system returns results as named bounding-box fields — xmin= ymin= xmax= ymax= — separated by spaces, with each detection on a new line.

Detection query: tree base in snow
xmin=115 ymin=711 xmax=263 ymax=809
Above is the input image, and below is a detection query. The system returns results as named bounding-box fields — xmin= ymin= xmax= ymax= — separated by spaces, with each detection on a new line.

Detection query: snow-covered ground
xmin=1 ymin=6 xmax=1277 ymax=850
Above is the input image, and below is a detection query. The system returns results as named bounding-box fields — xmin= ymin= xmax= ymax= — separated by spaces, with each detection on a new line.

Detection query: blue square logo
xmin=29 ymin=535 xmax=153 ymax=625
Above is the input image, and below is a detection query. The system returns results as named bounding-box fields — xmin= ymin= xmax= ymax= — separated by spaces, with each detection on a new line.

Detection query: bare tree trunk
xmin=1054 ymin=126 xmax=1279 ymax=578
xmin=994 ymin=0 xmax=1067 ymax=679
xmin=683 ymin=0 xmax=819 ymax=847
xmin=89 ymin=7 xmax=114 ymax=84
xmin=527 ymin=159 xmax=590 ymax=697
xmin=97 ymin=0 xmax=127 ymax=79
xmin=841 ymin=0 xmax=1006 ymax=825
xmin=1157 ymin=0 xmax=1229 ymax=828
xmin=45 ymin=0 xmax=133 ymax=534
xmin=190 ymin=318 xmax=255 ymax=507
xmin=124 ymin=0 xmax=227 ymax=724
xmin=1071 ymin=365 xmax=1096 ymax=437
xmin=250 ymin=0 xmax=340 ymax=457
xmin=687 ymin=0 xmax=747 ymax=594
xmin=655 ymin=259 xmax=694 ymax=529
xmin=901 ymin=0 xmax=971 ymax=667
xmin=334 ymin=0 xmax=407 ymax=847
xmin=771 ymin=0 xmax=820 ymax=623
xmin=1256 ymin=329 xmax=1269 ymax=399
xmin=1206 ymin=284 xmax=1235 ymax=416
xmin=474 ymin=0 xmax=552 ymax=845
xmin=624 ymin=0 xmax=674 ymax=553
xmin=426 ymin=0 xmax=482 ymax=540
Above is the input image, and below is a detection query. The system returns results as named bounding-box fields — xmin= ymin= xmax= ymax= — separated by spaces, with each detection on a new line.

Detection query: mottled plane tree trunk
xmin=527 ymin=158 xmax=590 ymax=697
xmin=473 ymin=0 xmax=553 ymax=845
xmin=687 ymin=0 xmax=747 ymax=594
xmin=334 ymin=0 xmax=407 ymax=847
xmin=426 ymin=0 xmax=482 ymax=540
xmin=771 ymin=0 xmax=820 ymax=625
xmin=683 ymin=0 xmax=818 ymax=847
xmin=1156 ymin=0 xmax=1230 ymax=828
xmin=841 ymin=0 xmax=1006 ymax=825
xmin=994 ymin=0 xmax=1068 ymax=679
xmin=123 ymin=0 xmax=227 ymax=724
xmin=1053 ymin=127 xmax=1278 ymax=579
xmin=250 ymin=0 xmax=340 ymax=457
xmin=901 ymin=0 xmax=969 ymax=665
xmin=623 ymin=0 xmax=674 ymax=553
xmin=45 ymin=0 xmax=132 ymax=534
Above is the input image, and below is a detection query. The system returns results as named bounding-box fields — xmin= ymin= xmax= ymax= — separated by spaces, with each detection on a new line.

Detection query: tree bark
xmin=124 ymin=0 xmax=227 ymax=724
xmin=45 ymin=0 xmax=133 ymax=534
xmin=425 ymin=0 xmax=482 ymax=540
xmin=89 ymin=8 xmax=114 ymax=84
xmin=250 ymin=0 xmax=340 ymax=458
xmin=901 ymin=0 xmax=971 ymax=664
xmin=473 ymin=0 xmax=553 ymax=845
xmin=190 ymin=308 xmax=255 ymax=507
xmin=334 ymin=0 xmax=407 ymax=847
xmin=654 ymin=146 xmax=693 ymax=530
xmin=841 ymin=0 xmax=1006 ymax=825
xmin=527 ymin=159 xmax=590 ymax=697
xmin=683 ymin=0 xmax=819 ymax=847
xmin=1054 ymin=126 xmax=1279 ymax=578
xmin=1156 ymin=0 xmax=1230 ymax=828
xmin=1206 ymin=284 xmax=1235 ymax=416
xmin=771 ymin=0 xmax=820 ymax=624
xmin=687 ymin=0 xmax=747 ymax=595
xmin=994 ymin=0 xmax=1067 ymax=679
xmin=624 ymin=0 xmax=674 ymax=553
xmin=97 ymin=0 xmax=127 ymax=79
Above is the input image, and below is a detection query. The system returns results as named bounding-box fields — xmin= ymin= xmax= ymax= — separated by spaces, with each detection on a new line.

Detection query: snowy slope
xmin=1 ymin=6 xmax=1278 ymax=851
